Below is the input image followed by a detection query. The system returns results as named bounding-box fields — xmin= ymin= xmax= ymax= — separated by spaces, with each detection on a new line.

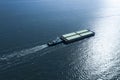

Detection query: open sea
xmin=0 ymin=0 xmax=120 ymax=80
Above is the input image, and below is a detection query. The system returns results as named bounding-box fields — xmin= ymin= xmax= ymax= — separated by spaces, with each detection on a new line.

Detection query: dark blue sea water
xmin=0 ymin=0 xmax=120 ymax=80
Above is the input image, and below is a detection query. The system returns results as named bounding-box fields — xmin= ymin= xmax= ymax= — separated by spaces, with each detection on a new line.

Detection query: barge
xmin=47 ymin=29 xmax=95 ymax=46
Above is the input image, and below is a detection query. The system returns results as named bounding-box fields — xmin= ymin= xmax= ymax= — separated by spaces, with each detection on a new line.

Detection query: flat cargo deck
xmin=61 ymin=29 xmax=95 ymax=44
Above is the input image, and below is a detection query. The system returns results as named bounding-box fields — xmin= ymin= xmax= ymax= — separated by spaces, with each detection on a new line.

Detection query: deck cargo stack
xmin=61 ymin=29 xmax=95 ymax=44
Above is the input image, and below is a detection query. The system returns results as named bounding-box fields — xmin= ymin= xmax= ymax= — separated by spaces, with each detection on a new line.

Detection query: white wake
xmin=0 ymin=44 xmax=48 ymax=61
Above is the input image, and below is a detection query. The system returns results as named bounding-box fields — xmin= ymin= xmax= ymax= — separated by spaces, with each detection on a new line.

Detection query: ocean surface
xmin=0 ymin=0 xmax=120 ymax=80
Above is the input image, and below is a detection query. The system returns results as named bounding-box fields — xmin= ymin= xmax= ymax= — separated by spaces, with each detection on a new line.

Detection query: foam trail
xmin=0 ymin=44 xmax=48 ymax=61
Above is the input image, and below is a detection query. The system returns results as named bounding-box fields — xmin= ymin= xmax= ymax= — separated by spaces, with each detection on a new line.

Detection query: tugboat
xmin=47 ymin=37 xmax=62 ymax=46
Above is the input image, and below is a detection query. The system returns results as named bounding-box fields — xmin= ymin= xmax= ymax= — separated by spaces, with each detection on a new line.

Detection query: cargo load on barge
xmin=47 ymin=29 xmax=95 ymax=46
